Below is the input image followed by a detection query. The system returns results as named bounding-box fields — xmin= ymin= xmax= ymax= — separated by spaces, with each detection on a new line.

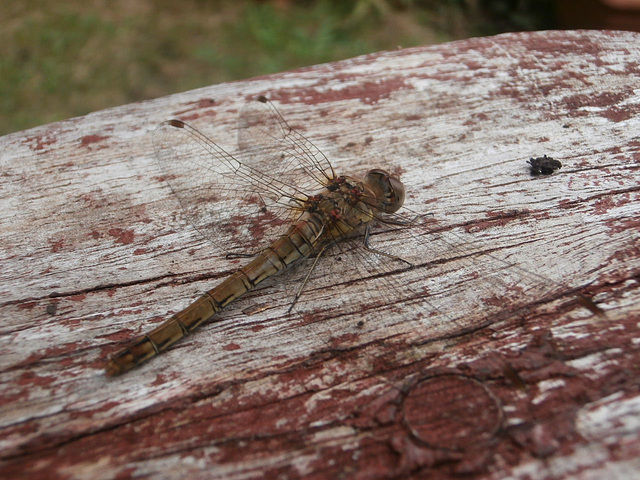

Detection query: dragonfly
xmin=105 ymin=96 xmax=594 ymax=376
xmin=105 ymin=96 xmax=413 ymax=376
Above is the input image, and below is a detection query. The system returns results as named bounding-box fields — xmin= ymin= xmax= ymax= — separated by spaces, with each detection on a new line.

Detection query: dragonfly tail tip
xmin=105 ymin=360 xmax=122 ymax=377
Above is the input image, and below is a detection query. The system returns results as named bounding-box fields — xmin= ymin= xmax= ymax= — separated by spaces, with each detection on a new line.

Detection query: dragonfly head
xmin=364 ymin=169 xmax=405 ymax=214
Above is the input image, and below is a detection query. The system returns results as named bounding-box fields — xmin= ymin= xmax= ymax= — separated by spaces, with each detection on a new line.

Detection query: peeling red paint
xmin=173 ymin=98 xmax=216 ymax=117
xmin=605 ymin=243 xmax=640 ymax=266
xmin=108 ymin=228 xmax=135 ymax=245
xmin=605 ymin=215 xmax=640 ymax=236
xmin=21 ymin=133 xmax=57 ymax=152
xmin=18 ymin=342 xmax=87 ymax=369
xmin=602 ymin=105 xmax=638 ymax=122
xmin=69 ymin=401 xmax=121 ymax=419
xmin=596 ymin=191 xmax=634 ymax=218
xmin=224 ymin=343 xmax=241 ymax=351
xmin=60 ymin=317 xmax=83 ymax=328
xmin=245 ymin=208 xmax=288 ymax=246
xmin=392 ymin=435 xmax=463 ymax=474
xmin=50 ymin=239 xmax=65 ymax=253
xmin=464 ymin=209 xmax=531 ymax=232
xmin=269 ymin=78 xmax=412 ymax=106
xmin=80 ymin=134 xmax=109 ymax=147
xmin=5 ymin=306 xmax=640 ymax=476
xmin=100 ymin=329 xmax=136 ymax=342
xmin=17 ymin=371 xmax=57 ymax=388
xmin=114 ymin=467 xmax=138 ymax=480
xmin=18 ymin=302 xmax=37 ymax=310
xmin=179 ymin=110 xmax=218 ymax=122
xmin=153 ymin=174 xmax=179 ymax=184
xmin=562 ymin=90 xmax=633 ymax=120
xmin=0 ymin=388 xmax=30 ymax=408
xmin=151 ymin=374 xmax=172 ymax=386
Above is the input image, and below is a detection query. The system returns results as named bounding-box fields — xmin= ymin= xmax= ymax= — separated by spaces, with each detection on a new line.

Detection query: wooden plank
xmin=1 ymin=30 xmax=639 ymax=479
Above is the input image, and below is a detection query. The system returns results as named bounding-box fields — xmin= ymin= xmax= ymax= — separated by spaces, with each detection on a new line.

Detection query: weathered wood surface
xmin=1 ymin=30 xmax=639 ymax=479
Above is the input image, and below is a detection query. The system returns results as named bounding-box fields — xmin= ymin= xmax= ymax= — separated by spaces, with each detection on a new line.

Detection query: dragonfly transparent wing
xmin=154 ymin=117 xmax=311 ymax=251
xmin=282 ymin=209 xmax=564 ymax=355
xmin=237 ymin=96 xmax=335 ymax=195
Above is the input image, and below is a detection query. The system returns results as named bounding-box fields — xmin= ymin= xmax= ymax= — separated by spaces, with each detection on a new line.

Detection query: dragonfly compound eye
xmin=364 ymin=169 xmax=405 ymax=214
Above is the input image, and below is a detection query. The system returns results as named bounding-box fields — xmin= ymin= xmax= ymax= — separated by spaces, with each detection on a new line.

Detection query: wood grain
xmin=1 ymin=30 xmax=639 ymax=479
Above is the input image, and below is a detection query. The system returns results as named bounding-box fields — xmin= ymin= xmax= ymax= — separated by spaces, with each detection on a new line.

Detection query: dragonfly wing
xmin=237 ymin=96 xmax=335 ymax=194
xmin=287 ymin=213 xmax=563 ymax=353
xmin=153 ymin=119 xmax=308 ymax=251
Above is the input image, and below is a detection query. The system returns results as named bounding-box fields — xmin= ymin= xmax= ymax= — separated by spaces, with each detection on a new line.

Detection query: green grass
xmin=0 ymin=0 xmax=554 ymax=135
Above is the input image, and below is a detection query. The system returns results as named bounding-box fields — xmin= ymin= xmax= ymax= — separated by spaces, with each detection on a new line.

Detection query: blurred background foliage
xmin=0 ymin=0 xmax=605 ymax=134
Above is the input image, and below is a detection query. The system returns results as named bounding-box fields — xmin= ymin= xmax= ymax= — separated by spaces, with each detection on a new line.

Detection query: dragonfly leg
xmin=287 ymin=244 xmax=330 ymax=314
xmin=377 ymin=212 xmax=431 ymax=227
xmin=363 ymin=225 xmax=413 ymax=266
xmin=577 ymin=293 xmax=608 ymax=320
xmin=225 ymin=251 xmax=258 ymax=260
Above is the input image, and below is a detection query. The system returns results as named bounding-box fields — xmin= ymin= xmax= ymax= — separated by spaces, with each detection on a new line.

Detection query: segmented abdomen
xmin=105 ymin=214 xmax=327 ymax=376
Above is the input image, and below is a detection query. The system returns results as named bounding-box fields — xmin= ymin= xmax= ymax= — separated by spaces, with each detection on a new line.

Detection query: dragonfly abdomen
xmin=105 ymin=216 xmax=325 ymax=376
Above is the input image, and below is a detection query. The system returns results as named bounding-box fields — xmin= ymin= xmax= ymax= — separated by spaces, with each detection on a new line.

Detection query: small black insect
xmin=528 ymin=155 xmax=562 ymax=175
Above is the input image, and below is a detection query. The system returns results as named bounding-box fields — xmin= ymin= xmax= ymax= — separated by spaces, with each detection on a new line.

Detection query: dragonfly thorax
xmin=303 ymin=170 xmax=404 ymax=246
